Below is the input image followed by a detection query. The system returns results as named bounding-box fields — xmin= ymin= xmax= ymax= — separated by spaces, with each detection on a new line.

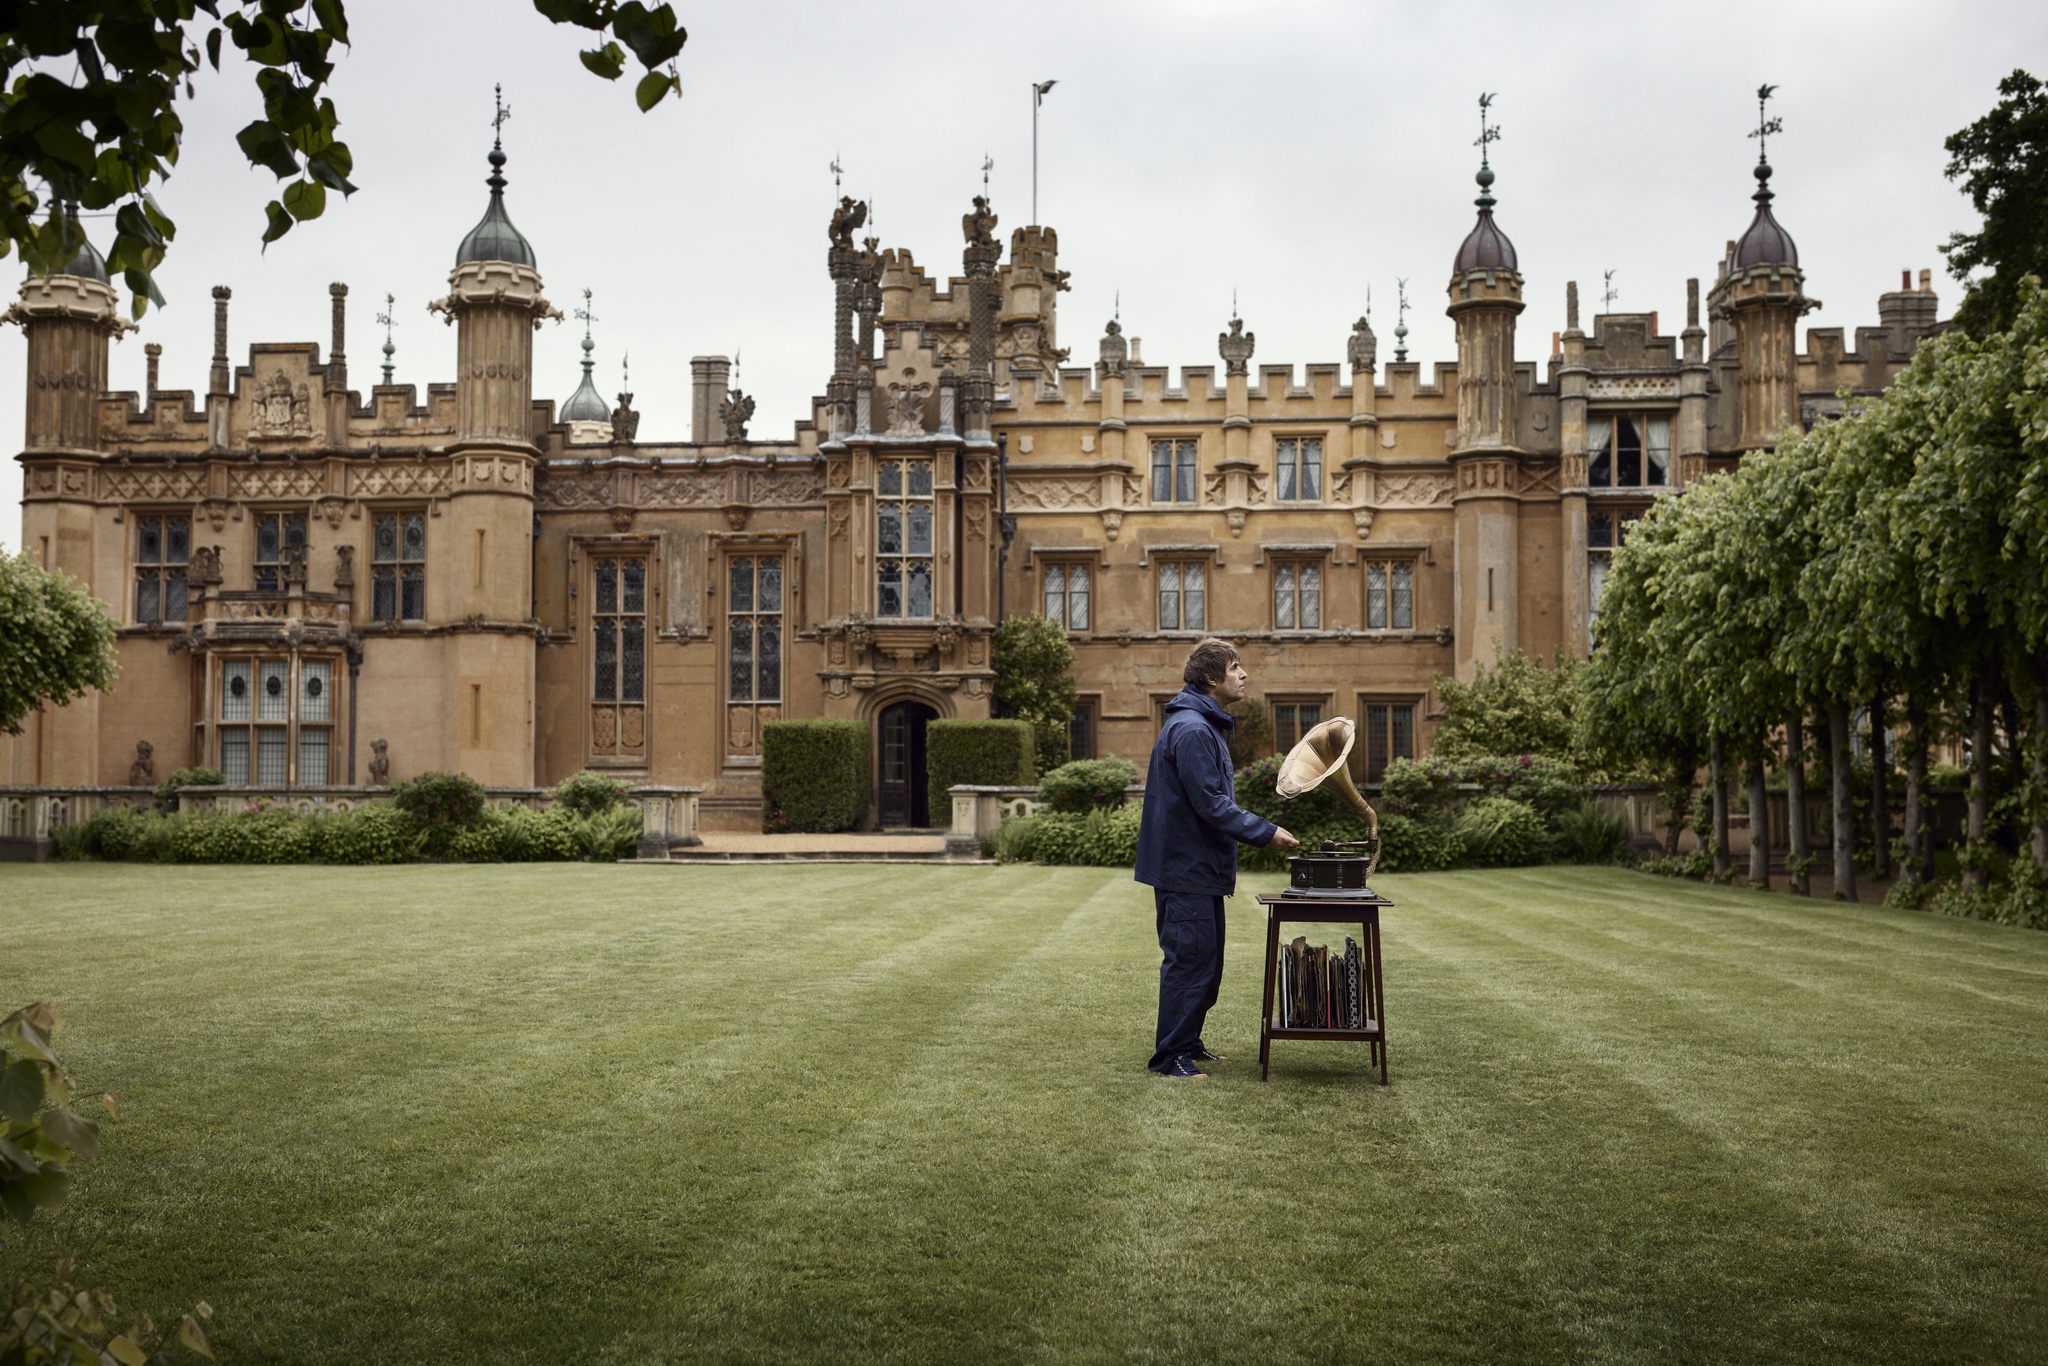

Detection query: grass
xmin=2 ymin=863 xmax=2046 ymax=1364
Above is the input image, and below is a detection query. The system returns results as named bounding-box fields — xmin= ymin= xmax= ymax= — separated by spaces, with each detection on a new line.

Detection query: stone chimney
xmin=691 ymin=356 xmax=730 ymax=443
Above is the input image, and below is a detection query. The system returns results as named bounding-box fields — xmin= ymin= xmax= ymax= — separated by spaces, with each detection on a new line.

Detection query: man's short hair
xmin=1183 ymin=638 xmax=1240 ymax=690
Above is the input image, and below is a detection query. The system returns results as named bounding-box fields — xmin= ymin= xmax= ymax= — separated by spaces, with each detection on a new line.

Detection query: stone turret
xmin=1707 ymin=112 xmax=1813 ymax=453
xmin=1446 ymin=132 xmax=1526 ymax=681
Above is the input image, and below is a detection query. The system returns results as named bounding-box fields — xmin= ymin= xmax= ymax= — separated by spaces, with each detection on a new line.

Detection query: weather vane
xmin=831 ymin=154 xmax=842 ymax=192
xmin=1113 ymin=288 xmax=1120 ymax=323
xmin=1602 ymin=269 xmax=1618 ymax=312
xmin=1365 ymin=282 xmax=1372 ymax=324
xmin=1231 ymin=288 xmax=1239 ymax=322
xmin=1475 ymin=92 xmax=1501 ymax=167
xmin=1394 ymin=278 xmax=1410 ymax=363
xmin=982 ymin=154 xmax=993 ymax=192
xmin=621 ymin=351 xmax=631 ymax=394
xmin=376 ymin=291 xmax=397 ymax=386
xmin=575 ymin=287 xmax=597 ymax=336
xmin=492 ymin=83 xmax=511 ymax=147
xmin=1749 ymin=84 xmax=1782 ymax=163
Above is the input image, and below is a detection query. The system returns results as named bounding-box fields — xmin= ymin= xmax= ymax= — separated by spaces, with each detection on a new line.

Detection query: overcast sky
xmin=5 ymin=0 xmax=2041 ymax=549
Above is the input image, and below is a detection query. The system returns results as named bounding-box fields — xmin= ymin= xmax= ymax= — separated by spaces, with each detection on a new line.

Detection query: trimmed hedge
xmin=1037 ymin=758 xmax=1139 ymax=813
xmin=992 ymin=806 xmax=1142 ymax=867
xmin=763 ymin=718 xmax=871 ymax=833
xmin=926 ymin=718 xmax=1036 ymax=803
xmin=54 ymin=801 xmax=640 ymax=864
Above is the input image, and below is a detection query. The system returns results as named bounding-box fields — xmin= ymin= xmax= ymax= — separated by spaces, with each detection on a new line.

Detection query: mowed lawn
xmin=2 ymin=863 xmax=2046 ymax=1364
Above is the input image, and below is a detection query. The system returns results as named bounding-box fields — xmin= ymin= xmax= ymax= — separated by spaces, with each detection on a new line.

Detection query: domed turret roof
xmin=455 ymin=143 xmax=536 ymax=269
xmin=1732 ymin=161 xmax=1798 ymax=269
xmin=1453 ymin=165 xmax=1518 ymax=274
xmin=36 ymin=204 xmax=109 ymax=283
xmin=561 ymin=331 xmax=609 ymax=422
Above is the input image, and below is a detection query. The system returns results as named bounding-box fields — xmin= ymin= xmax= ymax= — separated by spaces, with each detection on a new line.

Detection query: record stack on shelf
xmin=1276 ymin=935 xmax=1365 ymax=1030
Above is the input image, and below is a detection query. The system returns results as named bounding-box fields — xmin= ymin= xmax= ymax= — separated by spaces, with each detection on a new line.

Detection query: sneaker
xmin=1160 ymin=1054 xmax=1208 ymax=1080
xmin=1189 ymin=1046 xmax=1225 ymax=1063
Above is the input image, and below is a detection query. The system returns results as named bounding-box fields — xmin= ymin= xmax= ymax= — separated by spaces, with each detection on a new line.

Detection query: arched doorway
xmin=878 ymin=698 xmax=938 ymax=828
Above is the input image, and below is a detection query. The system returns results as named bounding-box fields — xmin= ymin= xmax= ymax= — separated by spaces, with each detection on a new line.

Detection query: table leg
xmin=1260 ymin=908 xmax=1280 ymax=1082
xmin=1370 ymin=915 xmax=1388 ymax=1086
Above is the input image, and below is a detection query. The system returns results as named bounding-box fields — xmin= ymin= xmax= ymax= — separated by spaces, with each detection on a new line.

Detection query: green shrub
xmin=1454 ymin=797 xmax=1548 ymax=867
xmin=1234 ymin=754 xmax=1364 ymax=831
xmin=163 ymin=808 xmax=313 ymax=864
xmin=1036 ymin=757 xmax=1139 ymax=814
xmin=1378 ymin=756 xmax=1462 ymax=822
xmin=392 ymin=770 xmax=487 ymax=857
xmin=1555 ymin=800 xmax=1631 ymax=865
xmin=1227 ymin=697 xmax=1275 ymax=768
xmin=153 ymin=765 xmax=224 ymax=811
xmin=1640 ymin=848 xmax=1712 ymax=879
xmin=552 ymin=770 xmax=634 ymax=817
xmin=307 ymin=805 xmax=424 ymax=864
xmin=993 ymin=805 xmax=1142 ymax=867
xmin=926 ymin=718 xmax=1036 ymax=803
xmin=762 ymin=719 xmax=870 ymax=832
xmin=1377 ymin=812 xmax=1462 ymax=873
xmin=1381 ymin=753 xmax=1584 ymax=826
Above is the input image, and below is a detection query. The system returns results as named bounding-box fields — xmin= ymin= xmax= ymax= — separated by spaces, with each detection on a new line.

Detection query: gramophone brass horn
xmin=1275 ymin=716 xmax=1382 ymax=876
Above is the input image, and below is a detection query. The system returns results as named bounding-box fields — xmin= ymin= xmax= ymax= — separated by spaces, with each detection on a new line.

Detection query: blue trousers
xmin=1149 ymin=889 xmax=1225 ymax=1071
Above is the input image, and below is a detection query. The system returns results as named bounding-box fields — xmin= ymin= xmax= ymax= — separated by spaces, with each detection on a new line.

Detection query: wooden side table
xmin=1255 ymin=891 xmax=1390 ymax=1085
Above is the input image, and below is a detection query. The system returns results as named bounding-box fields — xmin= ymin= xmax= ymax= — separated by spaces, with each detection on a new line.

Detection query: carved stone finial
xmin=129 ymin=739 xmax=155 ymax=787
xmin=1347 ymin=317 xmax=1377 ymax=375
xmin=963 ymin=195 xmax=998 ymax=249
xmin=829 ymin=196 xmax=867 ymax=250
xmin=611 ymin=391 xmax=640 ymax=442
xmin=1218 ymin=316 xmax=1255 ymax=376
xmin=1097 ymin=318 xmax=1127 ymax=379
xmin=720 ymin=388 xmax=755 ymax=442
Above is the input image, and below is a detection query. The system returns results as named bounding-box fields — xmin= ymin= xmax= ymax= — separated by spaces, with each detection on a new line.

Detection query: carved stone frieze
xmin=246 ymin=370 xmax=314 ymax=441
xmin=636 ymin=470 xmax=725 ymax=507
xmin=101 ymin=467 xmax=206 ymax=503
xmin=1586 ymin=375 xmax=1680 ymax=401
xmin=1520 ymin=465 xmax=1560 ymax=496
xmin=1007 ymin=475 xmax=1099 ymax=511
xmin=230 ymin=465 xmax=324 ymax=501
xmin=1202 ymin=471 xmax=1226 ymax=506
xmin=745 ymin=468 xmax=825 ymax=505
xmin=352 ymin=462 xmax=452 ymax=499
xmin=1376 ymin=473 xmax=1454 ymax=506
xmin=535 ymin=475 xmax=613 ymax=509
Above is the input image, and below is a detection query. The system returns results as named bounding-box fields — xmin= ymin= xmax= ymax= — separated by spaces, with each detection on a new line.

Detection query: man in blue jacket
xmin=1135 ymin=638 xmax=1298 ymax=1079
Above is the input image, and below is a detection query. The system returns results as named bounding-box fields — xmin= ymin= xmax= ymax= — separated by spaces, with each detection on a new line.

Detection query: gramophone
xmin=1274 ymin=716 xmax=1381 ymax=897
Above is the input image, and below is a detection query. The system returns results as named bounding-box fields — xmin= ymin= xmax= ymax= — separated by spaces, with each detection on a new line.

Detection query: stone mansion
xmin=2 ymin=120 xmax=1946 ymax=830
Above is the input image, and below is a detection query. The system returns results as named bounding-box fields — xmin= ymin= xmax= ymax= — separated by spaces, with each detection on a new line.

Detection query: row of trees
xmin=1579 ymin=277 xmax=2048 ymax=906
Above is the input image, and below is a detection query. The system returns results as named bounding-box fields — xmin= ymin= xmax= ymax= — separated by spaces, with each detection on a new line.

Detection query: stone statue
xmin=1219 ymin=316 xmax=1256 ymax=376
xmin=963 ymin=195 xmax=998 ymax=249
xmin=720 ymin=388 xmax=755 ymax=442
xmin=1348 ymin=317 xmax=1377 ymax=375
xmin=368 ymin=738 xmax=390 ymax=786
xmin=129 ymin=739 xmax=155 ymax=787
xmin=611 ymin=392 xmax=640 ymax=442
xmin=1098 ymin=319 xmax=1128 ymax=379
xmin=189 ymin=544 xmax=222 ymax=587
xmin=828 ymin=196 xmax=867 ymax=249
xmin=886 ymin=369 xmax=931 ymax=437
xmin=333 ymin=544 xmax=355 ymax=592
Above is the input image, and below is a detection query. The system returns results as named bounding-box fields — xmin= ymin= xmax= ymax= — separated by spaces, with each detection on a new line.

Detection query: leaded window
xmin=1274 ymin=561 xmax=1321 ymax=630
xmin=1151 ymin=439 xmax=1197 ymax=503
xmin=1043 ymin=562 xmax=1090 ymax=632
xmin=1158 ymin=560 xmax=1206 ymax=632
xmin=213 ymin=654 xmax=335 ymax=786
xmin=371 ymin=512 xmax=426 ymax=622
xmin=1363 ymin=702 xmax=1416 ymax=782
xmin=1275 ymin=437 xmax=1322 ymax=501
xmin=726 ymin=555 xmax=783 ymax=758
xmin=253 ymin=511 xmax=308 ymax=591
xmin=875 ymin=458 xmax=935 ymax=619
xmin=1273 ymin=700 xmax=1324 ymax=750
xmin=1587 ymin=508 xmax=1643 ymax=624
xmin=590 ymin=557 xmax=648 ymax=760
xmin=1586 ymin=414 xmax=1671 ymax=488
xmin=1365 ymin=560 xmax=1415 ymax=630
xmin=134 ymin=515 xmax=190 ymax=623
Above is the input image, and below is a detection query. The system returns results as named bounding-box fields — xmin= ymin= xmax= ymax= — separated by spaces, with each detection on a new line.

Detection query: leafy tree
xmin=1226 ymin=695 xmax=1273 ymax=767
xmin=1431 ymin=647 xmax=1581 ymax=762
xmin=0 ymin=0 xmax=687 ymax=317
xmin=991 ymin=614 xmax=1079 ymax=775
xmin=1944 ymin=69 xmax=2048 ymax=336
xmin=0 ymin=551 xmax=118 ymax=736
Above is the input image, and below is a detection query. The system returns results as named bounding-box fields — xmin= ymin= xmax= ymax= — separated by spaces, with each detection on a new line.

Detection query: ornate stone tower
xmin=426 ymin=108 xmax=555 ymax=784
xmin=1709 ymin=88 xmax=1811 ymax=453
xmin=3 ymin=213 xmax=130 ymax=781
xmin=1445 ymin=98 xmax=1525 ymax=681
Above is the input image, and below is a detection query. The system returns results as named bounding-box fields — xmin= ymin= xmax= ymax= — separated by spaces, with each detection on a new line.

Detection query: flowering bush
xmin=391 ymin=770 xmax=487 ymax=857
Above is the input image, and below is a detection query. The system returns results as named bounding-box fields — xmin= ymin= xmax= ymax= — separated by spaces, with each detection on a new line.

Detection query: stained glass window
xmin=875 ymin=458 xmax=936 ymax=618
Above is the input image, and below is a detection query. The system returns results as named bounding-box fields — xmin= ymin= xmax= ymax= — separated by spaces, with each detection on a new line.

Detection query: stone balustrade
xmin=0 ymin=783 xmax=701 ymax=862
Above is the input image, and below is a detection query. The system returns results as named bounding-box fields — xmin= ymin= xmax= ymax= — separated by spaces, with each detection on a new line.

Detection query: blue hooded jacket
xmin=1134 ymin=687 xmax=1279 ymax=895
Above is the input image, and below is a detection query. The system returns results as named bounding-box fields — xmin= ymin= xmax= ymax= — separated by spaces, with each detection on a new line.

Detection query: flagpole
xmin=1032 ymin=82 xmax=1039 ymax=226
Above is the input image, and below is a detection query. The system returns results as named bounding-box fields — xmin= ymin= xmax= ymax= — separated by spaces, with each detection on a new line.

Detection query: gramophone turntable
xmin=1274 ymin=716 xmax=1381 ymax=898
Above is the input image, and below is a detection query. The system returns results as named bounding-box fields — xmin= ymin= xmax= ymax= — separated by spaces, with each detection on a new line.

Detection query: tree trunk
xmin=1966 ymin=676 xmax=1992 ymax=892
xmin=1870 ymin=693 xmax=1890 ymax=881
xmin=1786 ymin=710 xmax=1810 ymax=896
xmin=1903 ymin=698 xmax=1928 ymax=884
xmin=2033 ymin=680 xmax=2048 ymax=870
xmin=1748 ymin=745 xmax=1771 ymax=888
xmin=1710 ymin=732 xmax=1730 ymax=882
xmin=1664 ymin=780 xmax=1691 ymax=858
xmin=1830 ymin=703 xmax=1857 ymax=902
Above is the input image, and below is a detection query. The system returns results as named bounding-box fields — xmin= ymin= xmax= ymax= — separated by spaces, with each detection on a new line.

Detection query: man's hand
xmin=1270 ymin=827 xmax=1300 ymax=851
